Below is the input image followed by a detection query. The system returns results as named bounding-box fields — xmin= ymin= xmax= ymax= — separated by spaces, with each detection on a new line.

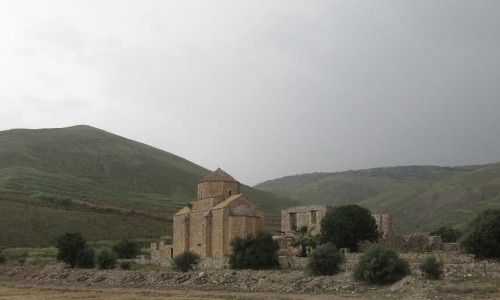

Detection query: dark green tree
xmin=290 ymin=225 xmax=319 ymax=257
xmin=320 ymin=205 xmax=378 ymax=252
xmin=76 ymin=246 xmax=95 ymax=268
xmin=113 ymin=239 xmax=141 ymax=259
xmin=172 ymin=251 xmax=200 ymax=272
xmin=229 ymin=230 xmax=279 ymax=270
xmin=97 ymin=249 xmax=117 ymax=269
xmin=56 ymin=232 xmax=87 ymax=268
xmin=307 ymin=242 xmax=345 ymax=276
xmin=461 ymin=209 xmax=500 ymax=258
xmin=429 ymin=226 xmax=461 ymax=243
xmin=353 ymin=244 xmax=410 ymax=285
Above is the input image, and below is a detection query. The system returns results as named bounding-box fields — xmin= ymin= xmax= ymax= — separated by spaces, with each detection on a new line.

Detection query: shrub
xmin=113 ymin=239 xmax=141 ymax=259
xmin=430 ymin=226 xmax=461 ymax=243
xmin=419 ymin=255 xmax=443 ymax=280
xmin=229 ymin=231 xmax=280 ymax=270
xmin=76 ymin=247 xmax=95 ymax=268
xmin=15 ymin=250 xmax=28 ymax=265
xmin=97 ymin=249 xmax=117 ymax=269
xmin=307 ymin=243 xmax=345 ymax=276
xmin=353 ymin=245 xmax=410 ymax=284
xmin=120 ymin=261 xmax=131 ymax=270
xmin=171 ymin=251 xmax=200 ymax=272
xmin=461 ymin=209 xmax=500 ymax=258
xmin=56 ymin=232 xmax=87 ymax=268
xmin=0 ymin=252 xmax=5 ymax=264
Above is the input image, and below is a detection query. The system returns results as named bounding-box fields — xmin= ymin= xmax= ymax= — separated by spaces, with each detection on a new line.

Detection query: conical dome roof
xmin=198 ymin=168 xmax=238 ymax=183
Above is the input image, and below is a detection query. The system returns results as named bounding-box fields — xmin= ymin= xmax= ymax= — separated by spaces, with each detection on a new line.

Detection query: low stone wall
xmin=199 ymin=257 xmax=229 ymax=269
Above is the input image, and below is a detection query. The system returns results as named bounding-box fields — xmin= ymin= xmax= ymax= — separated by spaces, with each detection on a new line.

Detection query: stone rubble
xmin=0 ymin=252 xmax=498 ymax=299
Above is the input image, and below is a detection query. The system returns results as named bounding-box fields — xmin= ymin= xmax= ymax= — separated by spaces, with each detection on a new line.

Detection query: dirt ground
xmin=0 ymin=283 xmax=350 ymax=300
xmin=0 ymin=253 xmax=499 ymax=299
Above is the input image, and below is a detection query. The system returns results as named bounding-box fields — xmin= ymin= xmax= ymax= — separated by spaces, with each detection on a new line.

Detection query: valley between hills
xmin=1 ymin=125 xmax=499 ymax=248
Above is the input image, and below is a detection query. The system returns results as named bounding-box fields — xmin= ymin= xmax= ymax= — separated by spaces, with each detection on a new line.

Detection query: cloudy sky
xmin=1 ymin=0 xmax=500 ymax=185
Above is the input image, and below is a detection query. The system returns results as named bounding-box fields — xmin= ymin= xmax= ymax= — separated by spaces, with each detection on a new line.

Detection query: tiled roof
xmin=198 ymin=168 xmax=239 ymax=183
xmin=212 ymin=194 xmax=243 ymax=209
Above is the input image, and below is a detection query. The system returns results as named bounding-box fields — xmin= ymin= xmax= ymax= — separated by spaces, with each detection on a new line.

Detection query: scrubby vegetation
xmin=307 ymin=243 xmax=345 ymax=276
xmin=97 ymin=249 xmax=117 ymax=269
xmin=172 ymin=251 xmax=200 ymax=272
xmin=229 ymin=231 xmax=279 ymax=270
xmin=419 ymin=255 xmax=443 ymax=279
xmin=353 ymin=245 xmax=410 ymax=284
xmin=430 ymin=226 xmax=461 ymax=243
xmin=113 ymin=239 xmax=141 ymax=259
xmin=462 ymin=209 xmax=500 ymax=258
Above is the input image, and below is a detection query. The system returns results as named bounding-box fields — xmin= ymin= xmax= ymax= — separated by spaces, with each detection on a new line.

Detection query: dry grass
xmin=0 ymin=283 xmax=346 ymax=300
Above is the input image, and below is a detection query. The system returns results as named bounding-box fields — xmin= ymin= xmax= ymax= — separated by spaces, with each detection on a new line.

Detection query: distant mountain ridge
xmin=255 ymin=164 xmax=500 ymax=233
xmin=0 ymin=125 xmax=297 ymax=247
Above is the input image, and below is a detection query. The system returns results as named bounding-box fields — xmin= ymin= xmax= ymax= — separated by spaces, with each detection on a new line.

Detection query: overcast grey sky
xmin=1 ymin=0 xmax=500 ymax=185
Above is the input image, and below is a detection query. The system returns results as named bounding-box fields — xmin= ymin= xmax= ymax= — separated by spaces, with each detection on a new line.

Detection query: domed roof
xmin=198 ymin=168 xmax=238 ymax=183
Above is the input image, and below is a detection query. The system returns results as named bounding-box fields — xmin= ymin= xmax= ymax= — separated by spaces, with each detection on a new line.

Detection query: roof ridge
xmin=198 ymin=168 xmax=239 ymax=183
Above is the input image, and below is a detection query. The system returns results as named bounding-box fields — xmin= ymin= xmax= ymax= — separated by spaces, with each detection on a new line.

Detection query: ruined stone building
xmin=173 ymin=168 xmax=264 ymax=258
xmin=281 ymin=205 xmax=394 ymax=240
xmin=281 ymin=205 xmax=330 ymax=236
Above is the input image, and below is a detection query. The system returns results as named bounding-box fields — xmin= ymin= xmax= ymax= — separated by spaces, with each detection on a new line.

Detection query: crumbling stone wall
xmin=281 ymin=205 xmax=330 ymax=235
xmin=150 ymin=241 xmax=173 ymax=265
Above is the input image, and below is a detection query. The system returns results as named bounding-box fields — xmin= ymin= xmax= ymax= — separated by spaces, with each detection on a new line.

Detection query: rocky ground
xmin=0 ymin=253 xmax=499 ymax=299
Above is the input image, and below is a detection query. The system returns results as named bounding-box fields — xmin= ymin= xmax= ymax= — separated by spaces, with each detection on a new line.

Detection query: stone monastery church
xmin=173 ymin=168 xmax=264 ymax=258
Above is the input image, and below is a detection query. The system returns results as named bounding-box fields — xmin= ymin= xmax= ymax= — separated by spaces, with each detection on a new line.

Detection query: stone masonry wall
xmin=281 ymin=205 xmax=330 ymax=235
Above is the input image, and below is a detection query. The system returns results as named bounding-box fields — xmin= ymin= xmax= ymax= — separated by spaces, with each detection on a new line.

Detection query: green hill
xmin=255 ymin=165 xmax=500 ymax=233
xmin=360 ymin=163 xmax=500 ymax=233
xmin=0 ymin=125 xmax=296 ymax=247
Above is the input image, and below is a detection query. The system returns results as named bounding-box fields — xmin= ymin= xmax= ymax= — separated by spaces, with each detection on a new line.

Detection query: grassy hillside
xmin=255 ymin=166 xmax=478 ymax=206
xmin=360 ymin=163 xmax=500 ymax=233
xmin=0 ymin=125 xmax=296 ymax=247
xmin=255 ymin=165 xmax=500 ymax=234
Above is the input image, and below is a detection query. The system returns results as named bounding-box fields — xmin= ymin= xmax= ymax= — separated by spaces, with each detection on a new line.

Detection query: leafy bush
xmin=430 ymin=226 xmax=461 ymax=243
xmin=229 ymin=231 xmax=280 ymax=270
xmin=320 ymin=205 xmax=378 ymax=252
xmin=113 ymin=239 xmax=141 ymax=259
xmin=353 ymin=245 xmax=410 ymax=284
xmin=0 ymin=252 xmax=5 ymax=264
xmin=419 ymin=255 xmax=443 ymax=280
xmin=56 ymin=232 xmax=87 ymax=268
xmin=97 ymin=249 xmax=117 ymax=269
xmin=307 ymin=243 xmax=345 ymax=276
xmin=172 ymin=251 xmax=200 ymax=272
xmin=120 ymin=261 xmax=131 ymax=270
xmin=461 ymin=209 xmax=500 ymax=258
xmin=76 ymin=247 xmax=95 ymax=268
